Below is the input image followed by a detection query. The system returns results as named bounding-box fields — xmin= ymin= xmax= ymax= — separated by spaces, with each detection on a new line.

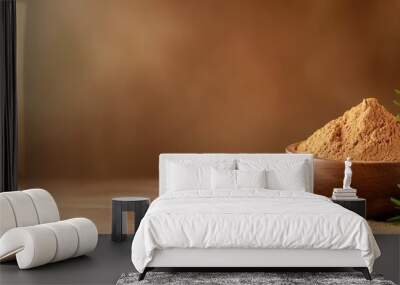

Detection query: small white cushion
xmin=237 ymin=169 xmax=267 ymax=188
xmin=211 ymin=169 xmax=267 ymax=190
xmin=211 ymin=168 xmax=236 ymax=189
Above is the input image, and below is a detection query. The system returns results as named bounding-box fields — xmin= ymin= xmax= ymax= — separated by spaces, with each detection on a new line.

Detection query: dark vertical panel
xmin=0 ymin=0 xmax=17 ymax=192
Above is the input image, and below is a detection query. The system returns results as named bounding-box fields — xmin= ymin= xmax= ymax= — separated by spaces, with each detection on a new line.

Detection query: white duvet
xmin=131 ymin=190 xmax=380 ymax=273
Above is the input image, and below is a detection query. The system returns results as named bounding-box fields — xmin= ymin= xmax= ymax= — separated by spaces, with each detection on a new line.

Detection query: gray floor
xmin=374 ymin=235 xmax=400 ymax=284
xmin=1 ymin=235 xmax=399 ymax=285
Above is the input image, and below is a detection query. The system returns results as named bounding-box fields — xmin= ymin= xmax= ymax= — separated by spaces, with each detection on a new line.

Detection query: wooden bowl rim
xmin=286 ymin=142 xmax=400 ymax=165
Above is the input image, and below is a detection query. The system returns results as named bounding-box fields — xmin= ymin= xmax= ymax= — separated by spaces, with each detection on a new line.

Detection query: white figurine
xmin=343 ymin=157 xmax=353 ymax=190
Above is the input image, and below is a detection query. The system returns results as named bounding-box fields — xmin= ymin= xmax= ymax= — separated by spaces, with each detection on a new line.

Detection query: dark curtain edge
xmin=1 ymin=0 xmax=17 ymax=192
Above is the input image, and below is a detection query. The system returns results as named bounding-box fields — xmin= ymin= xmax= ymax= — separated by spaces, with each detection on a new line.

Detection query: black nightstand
xmin=331 ymin=198 xmax=366 ymax=218
xmin=112 ymin=197 xmax=150 ymax=242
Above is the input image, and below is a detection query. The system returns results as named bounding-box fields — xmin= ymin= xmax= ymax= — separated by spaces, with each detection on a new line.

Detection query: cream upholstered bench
xmin=0 ymin=189 xmax=98 ymax=269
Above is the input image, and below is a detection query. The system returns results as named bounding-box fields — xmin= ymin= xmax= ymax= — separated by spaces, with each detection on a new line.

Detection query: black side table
xmin=332 ymin=198 xmax=366 ymax=218
xmin=112 ymin=197 xmax=150 ymax=242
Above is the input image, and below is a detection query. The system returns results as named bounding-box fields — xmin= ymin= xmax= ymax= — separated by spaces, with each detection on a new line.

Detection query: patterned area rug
xmin=116 ymin=272 xmax=395 ymax=285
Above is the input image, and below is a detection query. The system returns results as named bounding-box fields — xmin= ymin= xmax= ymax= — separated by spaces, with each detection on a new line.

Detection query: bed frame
xmin=139 ymin=154 xmax=371 ymax=280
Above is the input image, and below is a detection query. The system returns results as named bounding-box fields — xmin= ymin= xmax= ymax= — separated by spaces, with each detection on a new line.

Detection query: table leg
xmin=122 ymin=211 xmax=127 ymax=236
xmin=112 ymin=201 xmax=123 ymax=241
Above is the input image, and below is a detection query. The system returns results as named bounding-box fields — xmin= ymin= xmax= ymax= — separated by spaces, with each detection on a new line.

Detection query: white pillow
xmin=267 ymin=164 xmax=307 ymax=191
xmin=211 ymin=169 xmax=267 ymax=190
xmin=237 ymin=169 xmax=267 ymax=188
xmin=167 ymin=163 xmax=210 ymax=191
xmin=167 ymin=160 xmax=235 ymax=191
xmin=211 ymin=168 xmax=236 ymax=189
xmin=237 ymin=159 xmax=309 ymax=191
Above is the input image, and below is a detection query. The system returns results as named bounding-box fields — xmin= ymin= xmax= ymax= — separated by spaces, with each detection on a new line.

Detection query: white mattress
xmin=131 ymin=190 xmax=380 ymax=273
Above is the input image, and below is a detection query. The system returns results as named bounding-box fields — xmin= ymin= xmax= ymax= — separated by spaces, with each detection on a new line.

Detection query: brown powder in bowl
xmin=296 ymin=98 xmax=400 ymax=161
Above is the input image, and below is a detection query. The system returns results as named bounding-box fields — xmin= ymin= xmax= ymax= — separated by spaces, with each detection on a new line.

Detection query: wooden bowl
xmin=286 ymin=142 xmax=400 ymax=220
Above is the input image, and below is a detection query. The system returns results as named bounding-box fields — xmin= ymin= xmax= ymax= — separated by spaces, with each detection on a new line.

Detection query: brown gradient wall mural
xmin=17 ymin=0 xmax=400 ymax=183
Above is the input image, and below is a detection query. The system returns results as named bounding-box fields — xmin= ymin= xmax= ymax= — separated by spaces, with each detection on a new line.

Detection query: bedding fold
xmin=131 ymin=190 xmax=380 ymax=273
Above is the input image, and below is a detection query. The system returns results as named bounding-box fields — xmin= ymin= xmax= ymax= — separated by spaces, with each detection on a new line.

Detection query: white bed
xmin=131 ymin=154 xmax=380 ymax=280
